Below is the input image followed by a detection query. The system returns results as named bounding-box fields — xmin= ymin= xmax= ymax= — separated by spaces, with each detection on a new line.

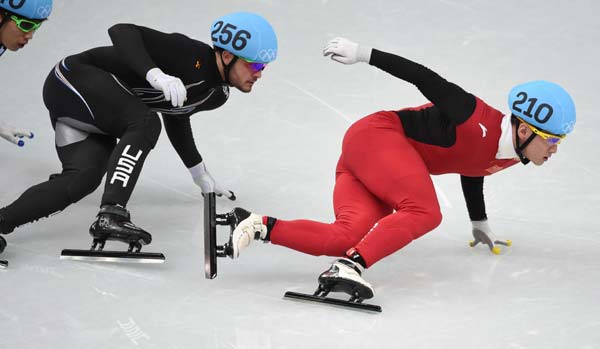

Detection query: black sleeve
xmin=162 ymin=115 xmax=203 ymax=168
xmin=460 ymin=175 xmax=487 ymax=221
xmin=107 ymin=24 xmax=159 ymax=78
xmin=369 ymin=49 xmax=476 ymax=125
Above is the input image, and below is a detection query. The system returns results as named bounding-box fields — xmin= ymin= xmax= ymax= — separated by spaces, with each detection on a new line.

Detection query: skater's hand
xmin=146 ymin=67 xmax=187 ymax=107
xmin=190 ymin=161 xmax=236 ymax=200
xmin=0 ymin=123 xmax=34 ymax=147
xmin=469 ymin=220 xmax=512 ymax=255
xmin=323 ymin=37 xmax=372 ymax=65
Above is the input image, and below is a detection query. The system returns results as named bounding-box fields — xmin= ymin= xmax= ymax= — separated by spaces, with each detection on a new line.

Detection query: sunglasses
xmin=240 ymin=57 xmax=267 ymax=72
xmin=10 ymin=15 xmax=42 ymax=33
xmin=518 ymin=117 xmax=565 ymax=145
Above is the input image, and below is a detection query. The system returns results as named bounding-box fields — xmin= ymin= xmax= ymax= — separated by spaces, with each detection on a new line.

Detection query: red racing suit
xmin=269 ymin=49 xmax=519 ymax=267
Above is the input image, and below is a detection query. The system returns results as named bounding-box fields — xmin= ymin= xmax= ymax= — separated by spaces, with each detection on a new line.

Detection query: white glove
xmin=469 ymin=220 xmax=512 ymax=255
xmin=189 ymin=161 xmax=235 ymax=200
xmin=145 ymin=67 xmax=187 ymax=107
xmin=323 ymin=37 xmax=372 ymax=65
xmin=0 ymin=122 xmax=34 ymax=147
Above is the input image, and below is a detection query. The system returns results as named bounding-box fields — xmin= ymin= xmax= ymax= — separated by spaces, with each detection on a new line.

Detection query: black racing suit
xmin=1 ymin=24 xmax=229 ymax=232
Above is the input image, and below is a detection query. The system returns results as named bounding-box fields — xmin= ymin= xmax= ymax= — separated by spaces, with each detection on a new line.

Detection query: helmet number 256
xmin=511 ymin=91 xmax=554 ymax=124
xmin=211 ymin=21 xmax=252 ymax=51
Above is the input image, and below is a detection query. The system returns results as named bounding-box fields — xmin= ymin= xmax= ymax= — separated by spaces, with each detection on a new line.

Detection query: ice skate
xmin=0 ymin=235 xmax=7 ymax=269
xmin=0 ymin=208 xmax=14 ymax=235
xmin=284 ymin=259 xmax=382 ymax=313
xmin=227 ymin=207 xmax=267 ymax=259
xmin=469 ymin=227 xmax=512 ymax=255
xmin=60 ymin=205 xmax=165 ymax=263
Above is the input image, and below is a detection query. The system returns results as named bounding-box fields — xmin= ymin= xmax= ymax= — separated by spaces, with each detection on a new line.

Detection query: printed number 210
xmin=211 ymin=21 xmax=251 ymax=51
xmin=512 ymin=91 xmax=553 ymax=124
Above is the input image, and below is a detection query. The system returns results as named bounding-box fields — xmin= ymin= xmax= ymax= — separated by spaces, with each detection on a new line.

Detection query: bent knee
xmin=323 ymin=224 xmax=365 ymax=256
xmin=428 ymin=208 xmax=443 ymax=230
xmin=127 ymin=112 xmax=162 ymax=148
xmin=66 ymin=167 xmax=106 ymax=203
xmin=140 ymin=112 xmax=162 ymax=148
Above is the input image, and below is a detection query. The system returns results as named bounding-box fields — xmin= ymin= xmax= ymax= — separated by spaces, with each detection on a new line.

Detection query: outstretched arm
xmin=162 ymin=115 xmax=234 ymax=200
xmin=324 ymin=37 xmax=476 ymax=125
xmin=108 ymin=24 xmax=187 ymax=107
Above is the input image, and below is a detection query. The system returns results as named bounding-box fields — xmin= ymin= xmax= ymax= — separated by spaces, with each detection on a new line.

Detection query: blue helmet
xmin=0 ymin=0 xmax=52 ymax=20
xmin=508 ymin=80 xmax=575 ymax=136
xmin=210 ymin=12 xmax=277 ymax=64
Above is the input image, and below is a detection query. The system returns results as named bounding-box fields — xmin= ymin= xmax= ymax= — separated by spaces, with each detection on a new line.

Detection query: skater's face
xmin=517 ymin=122 xmax=560 ymax=166
xmin=221 ymin=51 xmax=265 ymax=93
xmin=0 ymin=13 xmax=39 ymax=51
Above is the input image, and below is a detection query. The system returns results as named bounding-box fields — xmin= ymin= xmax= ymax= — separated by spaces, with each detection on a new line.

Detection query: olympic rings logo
xmin=36 ymin=5 xmax=51 ymax=18
xmin=258 ymin=49 xmax=277 ymax=62
xmin=561 ymin=120 xmax=575 ymax=134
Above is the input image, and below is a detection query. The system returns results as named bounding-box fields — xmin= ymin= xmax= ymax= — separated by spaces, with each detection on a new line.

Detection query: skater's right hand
xmin=0 ymin=122 xmax=34 ymax=147
xmin=189 ymin=161 xmax=236 ymax=200
xmin=469 ymin=220 xmax=512 ymax=255
xmin=145 ymin=67 xmax=187 ymax=108
xmin=323 ymin=37 xmax=372 ymax=65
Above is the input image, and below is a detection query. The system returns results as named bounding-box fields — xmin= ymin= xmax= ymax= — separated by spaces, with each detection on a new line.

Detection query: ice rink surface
xmin=1 ymin=0 xmax=599 ymax=348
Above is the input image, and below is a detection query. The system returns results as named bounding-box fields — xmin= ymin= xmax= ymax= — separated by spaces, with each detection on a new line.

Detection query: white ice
xmin=1 ymin=1 xmax=599 ymax=348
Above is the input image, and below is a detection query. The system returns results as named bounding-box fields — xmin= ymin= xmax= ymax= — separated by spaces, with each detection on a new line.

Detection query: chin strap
xmin=217 ymin=50 xmax=238 ymax=86
xmin=514 ymin=122 xmax=536 ymax=165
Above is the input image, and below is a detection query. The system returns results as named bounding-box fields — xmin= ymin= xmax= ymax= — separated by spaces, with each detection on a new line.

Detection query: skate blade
xmin=284 ymin=291 xmax=382 ymax=313
xmin=0 ymin=260 xmax=7 ymax=269
xmin=60 ymin=249 xmax=165 ymax=264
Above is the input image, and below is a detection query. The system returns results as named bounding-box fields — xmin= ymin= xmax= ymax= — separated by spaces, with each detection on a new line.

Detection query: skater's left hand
xmin=190 ymin=161 xmax=236 ymax=200
xmin=323 ymin=37 xmax=372 ymax=65
xmin=468 ymin=219 xmax=512 ymax=255
xmin=0 ymin=123 xmax=34 ymax=147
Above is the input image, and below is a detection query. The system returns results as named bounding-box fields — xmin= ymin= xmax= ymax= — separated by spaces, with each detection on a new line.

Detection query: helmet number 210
xmin=211 ymin=21 xmax=252 ymax=51
xmin=511 ymin=91 xmax=553 ymax=124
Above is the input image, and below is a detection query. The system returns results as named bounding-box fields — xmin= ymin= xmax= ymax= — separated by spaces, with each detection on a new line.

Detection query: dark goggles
xmin=240 ymin=57 xmax=267 ymax=72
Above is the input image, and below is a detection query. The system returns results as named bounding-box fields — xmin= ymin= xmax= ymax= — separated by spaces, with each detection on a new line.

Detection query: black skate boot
xmin=0 ymin=236 xmax=7 ymax=268
xmin=60 ymin=205 xmax=165 ymax=264
xmin=0 ymin=208 xmax=15 ymax=235
xmin=89 ymin=205 xmax=152 ymax=251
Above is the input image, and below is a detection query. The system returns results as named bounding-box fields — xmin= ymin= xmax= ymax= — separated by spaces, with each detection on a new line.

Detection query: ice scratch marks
xmin=283 ymin=79 xmax=353 ymax=124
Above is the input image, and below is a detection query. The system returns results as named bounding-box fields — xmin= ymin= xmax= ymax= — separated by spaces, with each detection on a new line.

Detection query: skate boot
xmin=228 ymin=207 xmax=267 ymax=258
xmin=0 ymin=235 xmax=6 ymax=255
xmin=318 ymin=258 xmax=374 ymax=300
xmin=0 ymin=235 xmax=6 ymax=268
xmin=0 ymin=208 xmax=15 ymax=235
xmin=61 ymin=204 xmax=164 ymax=264
xmin=89 ymin=205 xmax=152 ymax=252
xmin=283 ymin=258 xmax=381 ymax=312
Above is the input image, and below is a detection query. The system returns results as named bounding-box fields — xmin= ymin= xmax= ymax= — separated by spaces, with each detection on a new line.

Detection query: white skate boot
xmin=228 ymin=207 xmax=267 ymax=258
xmin=318 ymin=258 xmax=374 ymax=300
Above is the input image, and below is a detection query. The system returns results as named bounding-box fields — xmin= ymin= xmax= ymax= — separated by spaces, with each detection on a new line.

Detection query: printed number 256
xmin=211 ymin=21 xmax=251 ymax=51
